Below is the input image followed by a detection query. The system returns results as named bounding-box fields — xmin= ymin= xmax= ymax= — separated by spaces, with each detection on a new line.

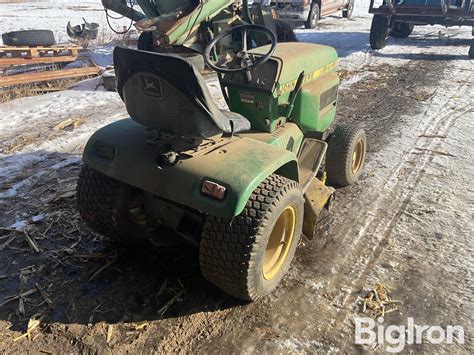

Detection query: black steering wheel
xmin=204 ymin=24 xmax=277 ymax=78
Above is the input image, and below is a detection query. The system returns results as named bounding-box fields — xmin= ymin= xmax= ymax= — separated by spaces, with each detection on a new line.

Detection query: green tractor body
xmin=226 ymin=43 xmax=339 ymax=134
xmin=78 ymin=30 xmax=366 ymax=301
xmin=84 ymin=43 xmax=339 ymax=217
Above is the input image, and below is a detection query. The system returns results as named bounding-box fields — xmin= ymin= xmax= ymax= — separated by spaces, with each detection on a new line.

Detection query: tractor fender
xmin=83 ymin=118 xmax=299 ymax=217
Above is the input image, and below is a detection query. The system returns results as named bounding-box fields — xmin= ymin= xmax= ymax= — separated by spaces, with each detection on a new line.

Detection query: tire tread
xmin=200 ymin=174 xmax=300 ymax=301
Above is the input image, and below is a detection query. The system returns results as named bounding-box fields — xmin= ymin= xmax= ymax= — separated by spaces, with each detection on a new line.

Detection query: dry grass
xmin=0 ymin=61 xmax=96 ymax=103
xmin=0 ymin=78 xmax=83 ymax=104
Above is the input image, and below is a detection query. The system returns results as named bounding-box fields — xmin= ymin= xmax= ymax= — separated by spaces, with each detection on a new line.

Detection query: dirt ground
xmin=1 ymin=51 xmax=472 ymax=353
xmin=1 ymin=2 xmax=473 ymax=351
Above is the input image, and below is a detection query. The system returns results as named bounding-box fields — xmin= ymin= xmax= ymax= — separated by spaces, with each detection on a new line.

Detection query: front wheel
xmin=325 ymin=124 xmax=367 ymax=187
xmin=305 ymin=4 xmax=320 ymax=29
xmin=390 ymin=22 xmax=414 ymax=38
xmin=200 ymin=174 xmax=304 ymax=301
xmin=342 ymin=0 xmax=354 ymax=19
xmin=76 ymin=165 xmax=148 ymax=244
xmin=370 ymin=14 xmax=389 ymax=50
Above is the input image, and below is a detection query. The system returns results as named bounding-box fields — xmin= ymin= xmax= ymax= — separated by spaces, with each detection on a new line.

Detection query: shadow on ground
xmin=0 ymin=151 xmax=240 ymax=333
xmin=297 ymin=30 xmax=472 ymax=60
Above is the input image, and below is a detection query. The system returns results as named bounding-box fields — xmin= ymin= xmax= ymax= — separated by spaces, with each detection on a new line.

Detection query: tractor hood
xmin=249 ymin=42 xmax=339 ymax=96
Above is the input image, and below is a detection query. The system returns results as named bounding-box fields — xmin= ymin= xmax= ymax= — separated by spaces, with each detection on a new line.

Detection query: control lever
xmin=285 ymin=71 xmax=305 ymax=118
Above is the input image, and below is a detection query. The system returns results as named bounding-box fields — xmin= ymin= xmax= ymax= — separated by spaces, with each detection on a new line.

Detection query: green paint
xmin=83 ymin=119 xmax=299 ymax=217
xmin=227 ymin=43 xmax=339 ymax=134
xmin=290 ymin=72 xmax=339 ymax=133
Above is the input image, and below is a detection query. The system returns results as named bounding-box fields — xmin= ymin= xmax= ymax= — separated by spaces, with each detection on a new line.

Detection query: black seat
xmin=114 ymin=47 xmax=250 ymax=139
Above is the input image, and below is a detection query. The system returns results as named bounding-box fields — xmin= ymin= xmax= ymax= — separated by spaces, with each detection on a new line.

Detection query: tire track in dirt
xmin=312 ymin=66 xmax=472 ymax=343
xmin=330 ymin=103 xmax=471 ymax=331
xmin=321 ymin=67 xmax=467 ymax=260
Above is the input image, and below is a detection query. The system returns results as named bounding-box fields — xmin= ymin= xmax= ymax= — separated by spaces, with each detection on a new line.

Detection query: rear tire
xmin=370 ymin=14 xmax=389 ymax=50
xmin=342 ymin=0 xmax=354 ymax=19
xmin=200 ymin=174 xmax=304 ymax=301
xmin=389 ymin=22 xmax=414 ymax=38
xmin=326 ymin=124 xmax=367 ymax=187
xmin=76 ymin=165 xmax=148 ymax=245
xmin=305 ymin=4 xmax=320 ymax=29
xmin=2 ymin=30 xmax=55 ymax=46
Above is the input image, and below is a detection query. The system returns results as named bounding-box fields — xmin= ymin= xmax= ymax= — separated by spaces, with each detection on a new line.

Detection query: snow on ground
xmin=0 ymin=0 xmax=135 ymax=67
xmin=0 ymin=0 xmax=133 ymax=45
xmin=0 ymin=1 xmax=473 ymax=353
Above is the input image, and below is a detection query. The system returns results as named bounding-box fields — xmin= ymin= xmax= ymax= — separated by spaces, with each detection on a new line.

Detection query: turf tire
xmin=200 ymin=174 xmax=304 ymax=301
xmin=76 ymin=165 xmax=147 ymax=245
xmin=326 ymin=124 xmax=367 ymax=187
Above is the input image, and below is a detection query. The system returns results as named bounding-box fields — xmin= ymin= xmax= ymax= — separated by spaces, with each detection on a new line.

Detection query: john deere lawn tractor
xmin=77 ymin=25 xmax=367 ymax=301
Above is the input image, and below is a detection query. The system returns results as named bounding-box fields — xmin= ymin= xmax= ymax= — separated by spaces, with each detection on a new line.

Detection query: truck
xmin=369 ymin=0 xmax=474 ymax=58
xmin=257 ymin=0 xmax=355 ymax=29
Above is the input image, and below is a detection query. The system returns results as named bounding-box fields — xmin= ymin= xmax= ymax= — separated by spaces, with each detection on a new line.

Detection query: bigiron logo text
xmin=355 ymin=317 xmax=465 ymax=353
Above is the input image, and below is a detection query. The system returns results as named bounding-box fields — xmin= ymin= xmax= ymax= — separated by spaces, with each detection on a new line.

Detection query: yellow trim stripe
xmin=277 ymin=61 xmax=338 ymax=95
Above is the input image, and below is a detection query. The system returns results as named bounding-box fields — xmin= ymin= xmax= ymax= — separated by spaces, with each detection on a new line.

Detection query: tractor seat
xmin=114 ymin=47 xmax=250 ymax=139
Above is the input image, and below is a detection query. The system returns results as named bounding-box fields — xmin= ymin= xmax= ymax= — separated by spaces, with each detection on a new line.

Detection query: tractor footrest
xmin=298 ymin=138 xmax=327 ymax=192
xmin=303 ymin=178 xmax=334 ymax=239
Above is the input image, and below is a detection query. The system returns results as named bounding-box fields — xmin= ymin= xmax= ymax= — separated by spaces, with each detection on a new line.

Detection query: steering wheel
xmin=204 ymin=24 xmax=277 ymax=79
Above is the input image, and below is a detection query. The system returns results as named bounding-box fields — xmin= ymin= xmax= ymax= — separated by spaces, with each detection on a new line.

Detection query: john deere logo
xmin=140 ymin=75 xmax=162 ymax=99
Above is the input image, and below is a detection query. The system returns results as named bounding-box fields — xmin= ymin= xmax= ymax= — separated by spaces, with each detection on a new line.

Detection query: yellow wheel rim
xmin=263 ymin=206 xmax=296 ymax=280
xmin=351 ymin=139 xmax=365 ymax=174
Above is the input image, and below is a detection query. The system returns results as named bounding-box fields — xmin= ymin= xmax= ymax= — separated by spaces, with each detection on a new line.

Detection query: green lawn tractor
xmin=76 ymin=25 xmax=367 ymax=301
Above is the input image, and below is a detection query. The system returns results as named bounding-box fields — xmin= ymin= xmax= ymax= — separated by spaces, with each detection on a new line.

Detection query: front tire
xmin=76 ymin=165 xmax=148 ymax=245
xmin=305 ymin=4 xmax=320 ymax=29
xmin=326 ymin=125 xmax=367 ymax=187
xmin=370 ymin=14 xmax=389 ymax=50
xmin=342 ymin=0 xmax=354 ymax=19
xmin=390 ymin=22 xmax=414 ymax=38
xmin=200 ymin=174 xmax=304 ymax=301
